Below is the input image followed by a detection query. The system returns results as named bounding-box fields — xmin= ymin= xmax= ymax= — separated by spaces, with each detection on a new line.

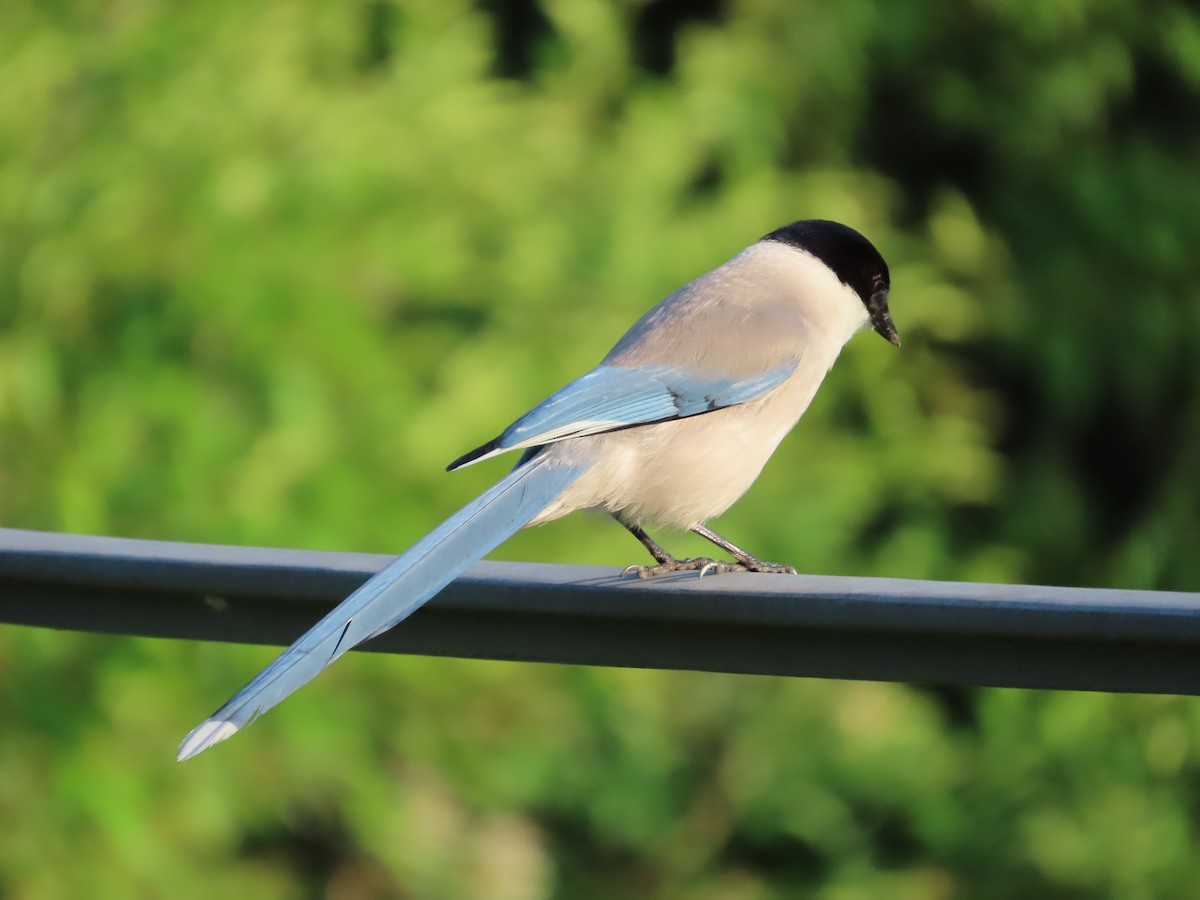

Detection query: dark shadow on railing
xmin=2 ymin=527 xmax=1199 ymax=694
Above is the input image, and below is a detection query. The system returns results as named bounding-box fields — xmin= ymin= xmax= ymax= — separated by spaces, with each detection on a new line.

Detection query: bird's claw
xmin=622 ymin=557 xmax=796 ymax=579
xmin=623 ymin=557 xmax=730 ymax=578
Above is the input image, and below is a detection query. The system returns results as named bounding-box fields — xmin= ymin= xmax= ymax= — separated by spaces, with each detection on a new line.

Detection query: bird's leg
xmin=616 ymin=518 xmax=783 ymax=579
xmin=690 ymin=524 xmax=797 ymax=575
xmin=620 ymin=521 xmax=722 ymax=577
xmin=620 ymin=521 xmax=676 ymax=566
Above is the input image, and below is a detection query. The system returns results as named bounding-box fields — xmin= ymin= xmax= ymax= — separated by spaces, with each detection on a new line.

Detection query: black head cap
xmin=762 ymin=219 xmax=899 ymax=346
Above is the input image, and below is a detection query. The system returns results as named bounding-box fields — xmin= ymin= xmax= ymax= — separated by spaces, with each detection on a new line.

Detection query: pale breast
xmin=532 ymin=346 xmax=840 ymax=529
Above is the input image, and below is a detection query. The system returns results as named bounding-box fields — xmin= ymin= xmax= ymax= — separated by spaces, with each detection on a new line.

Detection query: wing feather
xmin=448 ymin=361 xmax=795 ymax=470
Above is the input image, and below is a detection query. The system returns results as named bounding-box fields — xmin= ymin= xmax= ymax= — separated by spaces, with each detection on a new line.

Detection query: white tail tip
xmin=177 ymin=719 xmax=240 ymax=761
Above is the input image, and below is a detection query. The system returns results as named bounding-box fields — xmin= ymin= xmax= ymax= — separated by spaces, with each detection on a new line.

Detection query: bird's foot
xmin=623 ymin=557 xmax=735 ymax=578
xmin=622 ymin=557 xmax=796 ymax=579
xmin=737 ymin=558 xmax=798 ymax=575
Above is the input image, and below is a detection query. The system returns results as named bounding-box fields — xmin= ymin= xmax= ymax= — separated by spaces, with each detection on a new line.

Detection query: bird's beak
xmin=867 ymin=289 xmax=900 ymax=347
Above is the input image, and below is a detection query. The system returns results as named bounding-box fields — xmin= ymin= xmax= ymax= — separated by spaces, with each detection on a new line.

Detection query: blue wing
xmin=448 ymin=361 xmax=795 ymax=470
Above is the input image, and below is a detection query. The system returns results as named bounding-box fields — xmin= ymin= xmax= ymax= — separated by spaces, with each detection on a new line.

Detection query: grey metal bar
xmin=2 ymin=526 xmax=1199 ymax=694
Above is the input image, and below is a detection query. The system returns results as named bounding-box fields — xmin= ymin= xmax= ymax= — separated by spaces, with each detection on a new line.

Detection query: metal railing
xmin=2 ymin=526 xmax=1199 ymax=694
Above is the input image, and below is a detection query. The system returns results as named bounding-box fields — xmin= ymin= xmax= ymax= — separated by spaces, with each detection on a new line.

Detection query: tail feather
xmin=178 ymin=454 xmax=587 ymax=761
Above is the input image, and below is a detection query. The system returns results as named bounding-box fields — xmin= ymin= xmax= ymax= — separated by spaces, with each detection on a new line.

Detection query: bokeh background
xmin=3 ymin=0 xmax=1200 ymax=896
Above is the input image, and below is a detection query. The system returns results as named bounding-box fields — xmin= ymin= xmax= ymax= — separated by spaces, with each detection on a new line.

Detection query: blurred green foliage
xmin=2 ymin=0 xmax=1200 ymax=896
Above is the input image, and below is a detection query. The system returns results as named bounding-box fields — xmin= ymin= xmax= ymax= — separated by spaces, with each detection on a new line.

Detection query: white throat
xmin=741 ymin=241 xmax=871 ymax=347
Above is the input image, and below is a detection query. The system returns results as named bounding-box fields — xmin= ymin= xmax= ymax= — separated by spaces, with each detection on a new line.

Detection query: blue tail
xmin=178 ymin=453 xmax=587 ymax=760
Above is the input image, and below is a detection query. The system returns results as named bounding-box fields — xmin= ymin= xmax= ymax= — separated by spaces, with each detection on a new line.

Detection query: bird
xmin=177 ymin=218 xmax=899 ymax=760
